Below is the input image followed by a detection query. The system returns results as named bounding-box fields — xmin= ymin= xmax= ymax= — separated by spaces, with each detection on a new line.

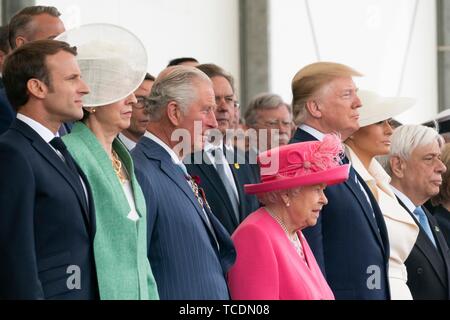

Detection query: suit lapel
xmin=294 ymin=128 xmax=387 ymax=254
xmin=14 ymin=120 xmax=90 ymax=226
xmin=228 ymin=161 xmax=246 ymax=221
xmin=397 ymin=199 xmax=449 ymax=287
xmin=343 ymin=167 xmax=386 ymax=254
xmin=194 ymin=151 xmax=239 ymax=226
xmin=141 ymin=138 xmax=222 ymax=238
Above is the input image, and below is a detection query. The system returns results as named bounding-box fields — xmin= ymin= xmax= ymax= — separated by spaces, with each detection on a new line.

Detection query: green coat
xmin=63 ymin=122 xmax=158 ymax=300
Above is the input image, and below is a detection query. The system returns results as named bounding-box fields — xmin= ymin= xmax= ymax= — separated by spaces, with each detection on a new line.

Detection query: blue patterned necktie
xmin=413 ymin=206 xmax=437 ymax=248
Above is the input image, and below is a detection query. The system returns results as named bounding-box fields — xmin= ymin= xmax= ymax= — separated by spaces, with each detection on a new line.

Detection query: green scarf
xmin=63 ymin=122 xmax=158 ymax=300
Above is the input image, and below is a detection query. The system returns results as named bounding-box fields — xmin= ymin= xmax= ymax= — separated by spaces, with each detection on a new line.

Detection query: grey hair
xmin=384 ymin=124 xmax=445 ymax=176
xmin=244 ymin=93 xmax=292 ymax=127
xmin=257 ymin=186 xmax=302 ymax=206
xmin=145 ymin=66 xmax=211 ymax=121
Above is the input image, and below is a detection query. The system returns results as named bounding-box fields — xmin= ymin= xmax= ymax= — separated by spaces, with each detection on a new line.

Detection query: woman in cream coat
xmin=345 ymin=90 xmax=419 ymax=299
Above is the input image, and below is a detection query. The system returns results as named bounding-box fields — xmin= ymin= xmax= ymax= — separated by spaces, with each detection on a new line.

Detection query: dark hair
xmin=196 ymin=63 xmax=235 ymax=93
xmin=0 ymin=25 xmax=10 ymax=54
xmin=8 ymin=5 xmax=61 ymax=49
xmin=145 ymin=72 xmax=155 ymax=82
xmin=3 ymin=39 xmax=77 ymax=110
xmin=167 ymin=57 xmax=198 ymax=67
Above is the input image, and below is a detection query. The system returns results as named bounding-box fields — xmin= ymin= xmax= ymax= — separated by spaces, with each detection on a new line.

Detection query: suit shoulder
xmin=0 ymin=130 xmax=33 ymax=156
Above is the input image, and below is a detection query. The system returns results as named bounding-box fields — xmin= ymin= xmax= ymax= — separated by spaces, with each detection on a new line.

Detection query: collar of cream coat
xmin=345 ymin=144 xmax=419 ymax=227
xmin=345 ymin=144 xmax=398 ymax=200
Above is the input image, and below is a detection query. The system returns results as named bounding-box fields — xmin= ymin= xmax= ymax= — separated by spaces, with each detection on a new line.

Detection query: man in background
xmin=119 ymin=73 xmax=155 ymax=151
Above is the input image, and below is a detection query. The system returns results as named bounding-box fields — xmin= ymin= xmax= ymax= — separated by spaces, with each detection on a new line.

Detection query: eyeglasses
xmin=131 ymin=97 xmax=147 ymax=109
xmin=215 ymin=95 xmax=235 ymax=107
xmin=259 ymin=119 xmax=292 ymax=128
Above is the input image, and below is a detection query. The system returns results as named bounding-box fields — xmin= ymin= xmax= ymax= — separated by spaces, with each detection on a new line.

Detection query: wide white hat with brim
xmin=357 ymin=90 xmax=415 ymax=127
xmin=56 ymin=23 xmax=147 ymax=107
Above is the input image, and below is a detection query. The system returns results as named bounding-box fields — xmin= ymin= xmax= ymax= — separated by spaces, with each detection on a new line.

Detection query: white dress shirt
xmin=391 ymin=186 xmax=417 ymax=214
xmin=299 ymin=124 xmax=325 ymax=141
xmin=204 ymin=140 xmax=239 ymax=199
xmin=118 ymin=133 xmax=137 ymax=151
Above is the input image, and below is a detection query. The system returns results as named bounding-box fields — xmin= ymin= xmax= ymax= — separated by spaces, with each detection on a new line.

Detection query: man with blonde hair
xmin=290 ymin=62 xmax=390 ymax=300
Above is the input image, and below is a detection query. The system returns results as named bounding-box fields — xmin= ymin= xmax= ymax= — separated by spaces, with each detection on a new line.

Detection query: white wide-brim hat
xmin=56 ymin=23 xmax=147 ymax=107
xmin=357 ymin=90 xmax=415 ymax=127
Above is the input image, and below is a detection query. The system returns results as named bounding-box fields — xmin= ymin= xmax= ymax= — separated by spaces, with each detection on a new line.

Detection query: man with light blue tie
xmin=386 ymin=124 xmax=450 ymax=300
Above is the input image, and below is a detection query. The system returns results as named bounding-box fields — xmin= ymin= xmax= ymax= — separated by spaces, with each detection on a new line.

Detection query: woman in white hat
xmin=345 ymin=90 xmax=419 ymax=299
xmin=59 ymin=24 xmax=158 ymax=300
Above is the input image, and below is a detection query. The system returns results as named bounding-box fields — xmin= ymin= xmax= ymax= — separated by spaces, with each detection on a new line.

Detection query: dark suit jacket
xmin=132 ymin=137 xmax=236 ymax=300
xmin=434 ymin=205 xmax=450 ymax=249
xmin=0 ymin=86 xmax=14 ymax=135
xmin=397 ymin=201 xmax=450 ymax=299
xmin=0 ymin=119 xmax=98 ymax=299
xmin=185 ymin=148 xmax=260 ymax=235
xmin=290 ymin=128 xmax=390 ymax=300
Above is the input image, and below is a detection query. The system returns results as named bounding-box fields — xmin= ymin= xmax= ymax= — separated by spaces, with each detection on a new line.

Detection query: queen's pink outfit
xmin=227 ymin=207 xmax=335 ymax=300
xmin=228 ymin=135 xmax=347 ymax=300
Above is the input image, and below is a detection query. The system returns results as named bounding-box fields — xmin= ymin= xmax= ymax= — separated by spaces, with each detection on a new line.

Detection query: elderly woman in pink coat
xmin=227 ymin=134 xmax=349 ymax=300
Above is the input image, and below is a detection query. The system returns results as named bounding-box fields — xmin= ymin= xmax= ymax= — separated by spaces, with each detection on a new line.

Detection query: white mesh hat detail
xmin=56 ymin=23 xmax=148 ymax=107
xmin=357 ymin=90 xmax=415 ymax=127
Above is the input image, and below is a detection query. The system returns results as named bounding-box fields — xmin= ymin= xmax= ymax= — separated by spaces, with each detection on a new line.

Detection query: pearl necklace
xmin=265 ymin=207 xmax=306 ymax=260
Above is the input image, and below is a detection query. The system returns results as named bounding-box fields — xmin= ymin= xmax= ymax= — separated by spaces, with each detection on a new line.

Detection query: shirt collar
xmin=17 ymin=113 xmax=57 ymax=143
xmin=344 ymin=145 xmax=375 ymax=183
xmin=118 ymin=133 xmax=137 ymax=151
xmin=299 ymin=124 xmax=325 ymax=141
xmin=390 ymin=185 xmax=417 ymax=213
xmin=144 ymin=131 xmax=184 ymax=166
xmin=204 ymin=138 xmax=234 ymax=152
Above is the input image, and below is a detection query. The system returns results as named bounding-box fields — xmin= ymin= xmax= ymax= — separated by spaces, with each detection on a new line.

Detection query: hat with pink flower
xmin=245 ymin=134 xmax=350 ymax=194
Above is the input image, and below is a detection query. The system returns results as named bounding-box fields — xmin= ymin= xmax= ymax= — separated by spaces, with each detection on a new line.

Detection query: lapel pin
xmin=234 ymin=163 xmax=240 ymax=169
xmin=435 ymin=226 xmax=440 ymax=232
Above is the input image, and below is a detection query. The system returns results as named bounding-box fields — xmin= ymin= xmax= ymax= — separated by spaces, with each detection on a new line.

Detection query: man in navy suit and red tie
xmin=0 ymin=40 xmax=98 ymax=299
xmin=289 ymin=62 xmax=390 ymax=299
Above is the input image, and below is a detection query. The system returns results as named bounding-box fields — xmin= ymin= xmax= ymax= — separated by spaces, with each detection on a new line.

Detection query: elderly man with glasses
xmin=244 ymin=92 xmax=293 ymax=153
xmin=119 ymin=73 xmax=155 ymax=151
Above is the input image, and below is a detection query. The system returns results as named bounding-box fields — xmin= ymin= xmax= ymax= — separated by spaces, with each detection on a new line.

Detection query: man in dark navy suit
xmin=0 ymin=40 xmax=98 ymax=299
xmin=386 ymin=124 xmax=450 ymax=300
xmin=132 ymin=66 xmax=236 ymax=299
xmin=0 ymin=24 xmax=12 ymax=135
xmin=289 ymin=62 xmax=390 ymax=299
xmin=185 ymin=64 xmax=260 ymax=235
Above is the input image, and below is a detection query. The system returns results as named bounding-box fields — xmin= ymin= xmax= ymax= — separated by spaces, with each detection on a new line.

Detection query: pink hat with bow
xmin=245 ymin=134 xmax=350 ymax=194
